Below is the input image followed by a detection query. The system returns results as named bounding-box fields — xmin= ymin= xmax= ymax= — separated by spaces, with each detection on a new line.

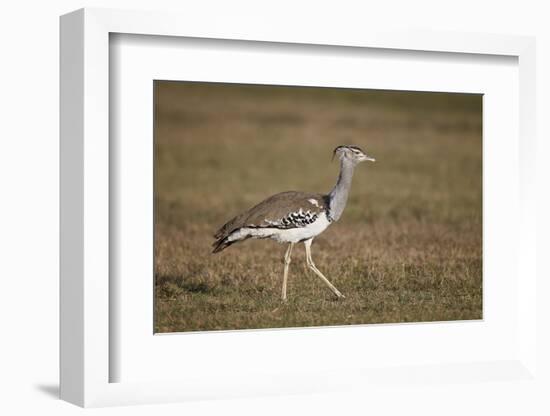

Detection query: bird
xmin=212 ymin=145 xmax=375 ymax=301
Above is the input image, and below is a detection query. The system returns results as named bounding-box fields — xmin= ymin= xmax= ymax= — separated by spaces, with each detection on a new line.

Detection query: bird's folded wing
xmin=214 ymin=191 xmax=328 ymax=239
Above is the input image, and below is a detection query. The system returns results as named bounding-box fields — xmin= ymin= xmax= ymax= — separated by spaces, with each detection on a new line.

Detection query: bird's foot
xmin=335 ymin=292 xmax=346 ymax=300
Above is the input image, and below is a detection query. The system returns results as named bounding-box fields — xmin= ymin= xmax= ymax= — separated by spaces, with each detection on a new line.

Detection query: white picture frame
xmin=60 ymin=7 xmax=537 ymax=408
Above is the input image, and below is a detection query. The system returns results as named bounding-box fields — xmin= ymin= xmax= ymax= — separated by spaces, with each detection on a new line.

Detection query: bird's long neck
xmin=327 ymin=159 xmax=356 ymax=222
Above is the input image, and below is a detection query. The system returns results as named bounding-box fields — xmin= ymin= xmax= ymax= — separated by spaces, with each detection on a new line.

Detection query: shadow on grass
xmin=156 ymin=273 xmax=216 ymax=296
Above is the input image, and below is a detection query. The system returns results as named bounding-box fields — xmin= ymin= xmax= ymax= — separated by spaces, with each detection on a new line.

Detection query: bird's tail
xmin=211 ymin=228 xmax=252 ymax=253
xmin=211 ymin=237 xmax=234 ymax=253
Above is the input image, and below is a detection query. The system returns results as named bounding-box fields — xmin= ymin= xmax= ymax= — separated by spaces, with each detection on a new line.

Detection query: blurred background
xmin=154 ymin=81 xmax=482 ymax=333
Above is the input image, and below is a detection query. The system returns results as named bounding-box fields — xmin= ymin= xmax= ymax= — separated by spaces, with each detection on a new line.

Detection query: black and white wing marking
xmin=264 ymin=207 xmax=320 ymax=228
xmin=212 ymin=191 xmax=328 ymax=252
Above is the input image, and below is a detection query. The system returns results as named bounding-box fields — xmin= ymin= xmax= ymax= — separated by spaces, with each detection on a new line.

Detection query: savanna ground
xmin=154 ymin=81 xmax=482 ymax=333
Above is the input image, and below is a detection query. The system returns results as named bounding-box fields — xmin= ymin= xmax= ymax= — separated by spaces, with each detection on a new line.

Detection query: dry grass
xmin=154 ymin=81 xmax=482 ymax=333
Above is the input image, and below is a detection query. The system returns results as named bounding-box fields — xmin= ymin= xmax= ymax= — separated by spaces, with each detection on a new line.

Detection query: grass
xmin=154 ymin=81 xmax=482 ymax=333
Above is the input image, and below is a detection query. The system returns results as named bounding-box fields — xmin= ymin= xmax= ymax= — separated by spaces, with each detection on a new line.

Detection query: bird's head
xmin=332 ymin=145 xmax=375 ymax=164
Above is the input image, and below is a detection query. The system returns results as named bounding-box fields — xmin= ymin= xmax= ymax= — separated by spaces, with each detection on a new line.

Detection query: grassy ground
xmin=154 ymin=81 xmax=482 ymax=333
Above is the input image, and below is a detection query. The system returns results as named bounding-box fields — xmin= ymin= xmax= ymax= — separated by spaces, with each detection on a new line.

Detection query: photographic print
xmin=154 ymin=81 xmax=482 ymax=333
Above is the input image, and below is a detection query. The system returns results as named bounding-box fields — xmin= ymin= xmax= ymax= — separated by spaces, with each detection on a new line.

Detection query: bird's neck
xmin=328 ymin=159 xmax=356 ymax=222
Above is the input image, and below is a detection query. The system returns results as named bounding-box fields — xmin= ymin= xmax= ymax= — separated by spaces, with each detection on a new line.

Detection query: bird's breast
xmin=269 ymin=212 xmax=331 ymax=243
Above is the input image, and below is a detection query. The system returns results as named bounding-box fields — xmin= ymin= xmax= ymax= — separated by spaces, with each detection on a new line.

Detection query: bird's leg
xmin=282 ymin=242 xmax=294 ymax=301
xmin=304 ymin=239 xmax=345 ymax=299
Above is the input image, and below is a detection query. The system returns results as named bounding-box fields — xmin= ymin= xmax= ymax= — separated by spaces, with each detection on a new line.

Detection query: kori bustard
xmin=212 ymin=145 xmax=375 ymax=300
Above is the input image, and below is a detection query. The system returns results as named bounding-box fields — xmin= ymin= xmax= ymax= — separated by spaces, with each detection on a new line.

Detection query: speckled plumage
xmin=212 ymin=191 xmax=329 ymax=252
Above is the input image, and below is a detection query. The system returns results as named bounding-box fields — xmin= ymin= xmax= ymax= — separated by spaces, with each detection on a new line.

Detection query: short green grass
xmin=154 ymin=81 xmax=482 ymax=333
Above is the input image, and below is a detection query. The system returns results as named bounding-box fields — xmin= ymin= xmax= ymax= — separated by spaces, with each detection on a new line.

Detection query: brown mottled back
xmin=214 ymin=191 xmax=328 ymax=240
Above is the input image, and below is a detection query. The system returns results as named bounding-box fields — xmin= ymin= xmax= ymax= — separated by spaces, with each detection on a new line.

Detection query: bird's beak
xmin=361 ymin=155 xmax=376 ymax=162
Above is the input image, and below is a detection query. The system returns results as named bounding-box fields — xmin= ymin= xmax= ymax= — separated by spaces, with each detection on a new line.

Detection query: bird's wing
xmin=214 ymin=191 xmax=328 ymax=239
